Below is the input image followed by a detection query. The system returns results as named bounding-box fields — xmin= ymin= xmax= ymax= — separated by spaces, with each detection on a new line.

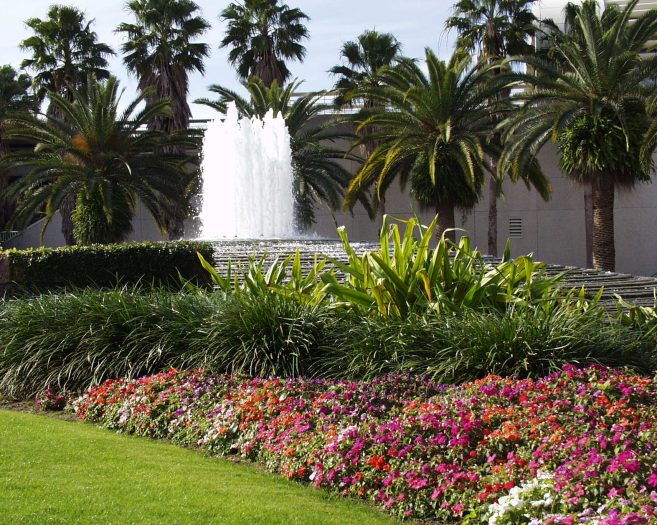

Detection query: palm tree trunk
xmin=166 ymin=208 xmax=185 ymax=240
xmin=60 ymin=193 xmax=76 ymax=245
xmin=591 ymin=175 xmax=615 ymax=272
xmin=435 ymin=200 xmax=455 ymax=242
xmin=0 ymin=136 xmax=10 ymax=229
xmin=487 ymin=173 xmax=498 ymax=257
xmin=584 ymin=185 xmax=593 ymax=268
xmin=256 ymin=42 xmax=284 ymax=87
xmin=48 ymin=91 xmax=77 ymax=245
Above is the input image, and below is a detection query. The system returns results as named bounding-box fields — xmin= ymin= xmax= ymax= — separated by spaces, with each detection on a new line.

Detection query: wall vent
xmin=509 ymin=217 xmax=523 ymax=238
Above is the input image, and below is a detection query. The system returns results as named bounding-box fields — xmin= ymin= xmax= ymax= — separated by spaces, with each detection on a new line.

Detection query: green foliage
xmin=204 ymin=293 xmax=331 ymax=378
xmin=0 ymin=288 xmax=221 ymax=397
xmin=321 ymin=215 xmax=563 ymax=317
xmin=72 ymin=186 xmax=135 ymax=245
xmin=0 ymin=286 xmax=328 ymax=396
xmin=199 ymin=215 xmax=565 ymax=318
xmin=0 ymin=283 xmax=646 ymax=398
xmin=559 ymin=111 xmax=647 ymax=185
xmin=20 ymin=5 xmax=114 ymax=108
xmin=445 ymin=0 xmax=537 ymax=60
xmin=0 ymin=65 xmax=38 ymax=229
xmin=343 ymin=49 xmax=549 ymax=220
xmin=1 ymin=219 xmax=654 ymax=398
xmin=501 ymin=0 xmax=657 ymax=186
xmin=615 ymin=295 xmax=657 ymax=369
xmin=196 ymin=250 xmax=328 ymax=311
xmin=329 ymin=29 xmax=402 ymax=108
xmin=3 ymin=241 xmax=214 ymax=291
xmin=117 ymin=0 xmax=210 ymax=133
xmin=3 ymin=76 xmax=198 ymax=244
xmin=318 ymin=304 xmax=649 ymax=381
xmin=0 ymin=66 xmax=37 ymax=119
xmin=616 ymin=295 xmax=657 ymax=330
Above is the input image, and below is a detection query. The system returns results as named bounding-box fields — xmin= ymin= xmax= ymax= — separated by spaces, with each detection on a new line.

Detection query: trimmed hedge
xmin=0 ymin=241 xmax=215 ymax=290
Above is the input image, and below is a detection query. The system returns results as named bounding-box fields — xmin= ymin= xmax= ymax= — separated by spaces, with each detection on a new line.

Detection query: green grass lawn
xmin=0 ymin=410 xmax=397 ymax=525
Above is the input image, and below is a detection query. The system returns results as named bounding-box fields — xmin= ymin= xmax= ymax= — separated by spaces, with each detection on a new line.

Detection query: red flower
xmin=367 ymin=455 xmax=386 ymax=471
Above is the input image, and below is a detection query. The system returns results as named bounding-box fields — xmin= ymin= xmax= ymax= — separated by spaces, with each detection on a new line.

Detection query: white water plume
xmin=199 ymin=103 xmax=296 ymax=239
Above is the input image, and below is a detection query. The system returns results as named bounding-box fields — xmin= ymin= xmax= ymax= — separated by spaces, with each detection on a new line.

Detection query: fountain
xmin=197 ymin=101 xmax=378 ymax=272
xmin=199 ymin=102 xmax=296 ymax=239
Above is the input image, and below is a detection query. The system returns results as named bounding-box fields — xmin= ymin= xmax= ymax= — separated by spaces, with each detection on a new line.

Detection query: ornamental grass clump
xmin=0 ymin=287 xmax=224 ymax=397
xmin=0 ymin=286 xmax=333 ymax=396
xmin=75 ymin=366 xmax=657 ymax=523
xmin=198 ymin=293 xmax=332 ymax=378
xmin=318 ymin=303 xmax=649 ymax=381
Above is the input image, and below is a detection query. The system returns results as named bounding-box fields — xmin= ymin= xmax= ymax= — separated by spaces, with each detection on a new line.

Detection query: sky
xmin=0 ymin=0 xmax=456 ymax=119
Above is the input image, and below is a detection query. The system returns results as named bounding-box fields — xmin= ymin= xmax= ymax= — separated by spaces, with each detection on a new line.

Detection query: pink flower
xmin=648 ymin=472 xmax=657 ymax=488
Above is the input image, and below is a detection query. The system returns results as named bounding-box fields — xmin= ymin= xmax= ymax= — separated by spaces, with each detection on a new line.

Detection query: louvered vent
xmin=509 ymin=217 xmax=523 ymax=238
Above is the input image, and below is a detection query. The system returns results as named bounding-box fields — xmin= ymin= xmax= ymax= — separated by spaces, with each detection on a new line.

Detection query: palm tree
xmin=344 ymin=49 xmax=548 ymax=240
xmin=0 ymin=66 xmax=38 ymax=228
xmin=220 ymin=0 xmax=309 ymax=87
xmin=446 ymin=0 xmax=538 ymax=256
xmin=117 ymin=0 xmax=210 ymax=239
xmin=20 ymin=5 xmax=115 ymax=244
xmin=20 ymin=5 xmax=114 ymax=116
xmin=329 ymin=29 xmax=402 ymax=109
xmin=196 ymin=77 xmax=368 ymax=230
xmin=117 ymin=0 xmax=210 ymax=134
xmin=329 ymin=30 xmax=402 ymax=213
xmin=3 ymin=77 xmax=196 ymax=245
xmin=0 ymin=66 xmax=37 ymax=154
xmin=500 ymin=0 xmax=657 ymax=271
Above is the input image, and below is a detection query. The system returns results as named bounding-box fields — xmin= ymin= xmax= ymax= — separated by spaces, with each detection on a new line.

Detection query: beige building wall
xmin=312 ymin=140 xmax=657 ymax=277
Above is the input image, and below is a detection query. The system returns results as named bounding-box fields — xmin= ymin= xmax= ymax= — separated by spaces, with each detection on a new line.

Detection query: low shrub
xmin=319 ymin=303 xmax=651 ymax=381
xmin=0 ymin=288 xmax=224 ymax=397
xmin=1 ymin=240 xmax=214 ymax=291
xmin=74 ymin=366 xmax=657 ymax=523
xmin=1 ymin=284 xmax=649 ymax=398
xmin=203 ymin=293 xmax=332 ymax=378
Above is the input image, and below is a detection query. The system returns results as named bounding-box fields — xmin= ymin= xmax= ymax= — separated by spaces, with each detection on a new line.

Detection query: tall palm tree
xmin=196 ymin=78 xmax=369 ymax=230
xmin=220 ymin=0 xmax=309 ymax=87
xmin=20 ymin=5 xmax=115 ymax=244
xmin=329 ymin=30 xmax=402 ymax=109
xmin=0 ymin=66 xmax=38 ymax=229
xmin=500 ymin=0 xmax=657 ymax=271
xmin=344 ymin=49 xmax=548 ymax=240
xmin=117 ymin=0 xmax=210 ymax=239
xmin=446 ymin=0 xmax=538 ymax=256
xmin=117 ymin=0 xmax=210 ymax=134
xmin=20 ymin=5 xmax=114 ymax=116
xmin=329 ymin=30 xmax=402 ymax=213
xmin=3 ymin=77 xmax=196 ymax=245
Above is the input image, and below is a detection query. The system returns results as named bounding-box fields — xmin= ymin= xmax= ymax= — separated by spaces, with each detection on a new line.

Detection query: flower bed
xmin=74 ymin=366 xmax=657 ymax=524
